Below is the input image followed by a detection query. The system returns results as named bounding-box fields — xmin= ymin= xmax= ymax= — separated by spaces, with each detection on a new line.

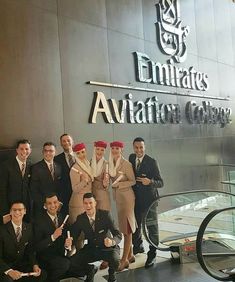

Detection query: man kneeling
xmin=70 ymin=192 xmax=121 ymax=282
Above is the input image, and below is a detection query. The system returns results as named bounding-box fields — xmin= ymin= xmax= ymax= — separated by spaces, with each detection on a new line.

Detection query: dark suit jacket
xmin=71 ymin=210 xmax=122 ymax=249
xmin=54 ymin=153 xmax=72 ymax=215
xmin=0 ymin=221 xmax=37 ymax=274
xmin=129 ymin=154 xmax=164 ymax=210
xmin=30 ymin=160 xmax=62 ymax=215
xmin=0 ymin=157 xmax=31 ymax=222
xmin=33 ymin=211 xmax=66 ymax=260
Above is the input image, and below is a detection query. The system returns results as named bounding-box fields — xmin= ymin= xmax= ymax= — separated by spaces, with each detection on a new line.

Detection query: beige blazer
xmin=69 ymin=162 xmax=92 ymax=224
xmin=110 ymin=157 xmax=137 ymax=234
xmin=92 ymin=165 xmax=111 ymax=211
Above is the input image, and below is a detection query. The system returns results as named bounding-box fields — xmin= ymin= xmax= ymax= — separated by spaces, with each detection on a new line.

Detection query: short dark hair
xmin=60 ymin=133 xmax=71 ymax=141
xmin=16 ymin=139 xmax=31 ymax=148
xmin=43 ymin=142 xmax=56 ymax=148
xmin=83 ymin=192 xmax=96 ymax=201
xmin=133 ymin=137 xmax=145 ymax=144
xmin=10 ymin=201 xmax=26 ymax=209
xmin=44 ymin=192 xmax=58 ymax=202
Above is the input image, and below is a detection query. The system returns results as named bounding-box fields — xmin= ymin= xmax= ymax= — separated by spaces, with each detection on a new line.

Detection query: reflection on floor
xmin=61 ymin=241 xmax=218 ymax=282
xmin=114 ymin=258 xmax=218 ymax=282
xmin=61 ymin=256 xmax=218 ymax=282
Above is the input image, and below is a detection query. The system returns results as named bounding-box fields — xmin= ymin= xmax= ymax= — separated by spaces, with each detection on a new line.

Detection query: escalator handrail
xmin=158 ymin=189 xmax=234 ymax=199
xmin=196 ymin=206 xmax=235 ymax=281
xmin=143 ymin=189 xmax=235 ymax=251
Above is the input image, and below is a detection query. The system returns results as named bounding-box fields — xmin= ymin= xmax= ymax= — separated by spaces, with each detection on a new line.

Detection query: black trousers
xmin=70 ymin=245 xmax=120 ymax=275
xmin=39 ymin=255 xmax=85 ymax=282
xmin=133 ymin=201 xmax=158 ymax=256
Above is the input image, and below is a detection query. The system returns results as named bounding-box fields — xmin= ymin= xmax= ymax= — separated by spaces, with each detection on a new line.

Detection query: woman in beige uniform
xmin=91 ymin=140 xmax=110 ymax=211
xmin=69 ymin=143 xmax=93 ymax=224
xmin=109 ymin=141 xmax=136 ymax=271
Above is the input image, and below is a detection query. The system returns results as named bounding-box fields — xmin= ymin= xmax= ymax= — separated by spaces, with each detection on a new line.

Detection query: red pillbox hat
xmin=110 ymin=141 xmax=124 ymax=148
xmin=73 ymin=143 xmax=86 ymax=152
xmin=94 ymin=140 xmax=107 ymax=148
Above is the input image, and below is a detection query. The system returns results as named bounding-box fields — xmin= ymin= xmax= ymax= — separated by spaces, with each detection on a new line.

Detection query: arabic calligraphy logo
xmin=155 ymin=0 xmax=190 ymax=63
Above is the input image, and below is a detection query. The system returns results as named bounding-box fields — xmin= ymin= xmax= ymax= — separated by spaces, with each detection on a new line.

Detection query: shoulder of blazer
xmin=35 ymin=211 xmax=52 ymax=228
xmin=97 ymin=209 xmax=109 ymax=217
xmin=5 ymin=221 xmax=15 ymax=238
xmin=32 ymin=160 xmax=46 ymax=170
xmin=129 ymin=154 xmax=135 ymax=163
xmin=3 ymin=157 xmax=18 ymax=170
xmin=55 ymin=153 xmax=66 ymax=164
xmin=143 ymin=154 xmax=155 ymax=164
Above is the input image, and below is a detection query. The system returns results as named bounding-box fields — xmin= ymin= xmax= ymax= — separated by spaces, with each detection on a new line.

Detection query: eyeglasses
xmin=11 ymin=208 xmax=25 ymax=212
xmin=43 ymin=149 xmax=55 ymax=153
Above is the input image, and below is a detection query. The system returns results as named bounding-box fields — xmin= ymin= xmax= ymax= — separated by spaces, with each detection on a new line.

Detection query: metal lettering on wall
xmin=87 ymin=0 xmax=232 ymax=126
xmin=156 ymin=0 xmax=190 ymax=63
xmin=89 ymin=92 xmax=231 ymax=128
xmin=135 ymin=0 xmax=209 ymax=91
xmin=134 ymin=52 xmax=209 ymax=91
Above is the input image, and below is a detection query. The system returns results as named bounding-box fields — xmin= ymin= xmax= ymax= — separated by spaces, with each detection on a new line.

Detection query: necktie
xmin=90 ymin=218 xmax=95 ymax=231
xmin=53 ymin=216 xmax=58 ymax=228
xmin=16 ymin=226 xmax=22 ymax=242
xmin=136 ymin=158 xmax=141 ymax=171
xmin=68 ymin=153 xmax=74 ymax=167
xmin=49 ymin=163 xmax=54 ymax=179
xmin=21 ymin=163 xmax=25 ymax=177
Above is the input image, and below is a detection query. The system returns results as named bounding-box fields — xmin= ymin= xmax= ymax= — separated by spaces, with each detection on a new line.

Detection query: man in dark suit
xmin=34 ymin=193 xmax=87 ymax=282
xmin=70 ymin=193 xmax=121 ymax=282
xmin=0 ymin=201 xmax=46 ymax=281
xmin=54 ymin=134 xmax=75 ymax=216
xmin=0 ymin=139 xmax=32 ymax=224
xmin=129 ymin=137 xmax=164 ymax=268
xmin=30 ymin=142 xmax=62 ymax=216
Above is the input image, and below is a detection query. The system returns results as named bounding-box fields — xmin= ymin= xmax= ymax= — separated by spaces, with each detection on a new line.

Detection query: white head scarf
xmin=91 ymin=147 xmax=106 ymax=177
xmin=74 ymin=155 xmax=94 ymax=181
xmin=108 ymin=150 xmax=121 ymax=177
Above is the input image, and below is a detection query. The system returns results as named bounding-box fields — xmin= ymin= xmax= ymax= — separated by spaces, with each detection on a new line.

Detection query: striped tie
xmin=136 ymin=158 xmax=141 ymax=171
xmin=49 ymin=164 xmax=54 ymax=180
xmin=53 ymin=216 xmax=58 ymax=228
xmin=16 ymin=226 xmax=22 ymax=242
xmin=21 ymin=163 xmax=25 ymax=177
xmin=68 ymin=154 xmax=75 ymax=167
xmin=90 ymin=218 xmax=95 ymax=231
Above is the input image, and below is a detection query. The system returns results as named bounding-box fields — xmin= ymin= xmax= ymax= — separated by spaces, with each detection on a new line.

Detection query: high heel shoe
xmin=118 ymin=260 xmax=129 ymax=271
xmin=100 ymin=260 xmax=109 ymax=270
xmin=128 ymin=255 xmax=136 ymax=264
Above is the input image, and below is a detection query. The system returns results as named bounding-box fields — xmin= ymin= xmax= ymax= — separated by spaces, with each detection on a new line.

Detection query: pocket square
xmin=99 ymin=229 xmax=105 ymax=233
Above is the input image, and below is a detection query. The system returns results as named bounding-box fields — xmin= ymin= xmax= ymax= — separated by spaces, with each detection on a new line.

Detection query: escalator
xmin=196 ymin=207 xmax=235 ymax=281
xmin=143 ymin=190 xmax=235 ymax=280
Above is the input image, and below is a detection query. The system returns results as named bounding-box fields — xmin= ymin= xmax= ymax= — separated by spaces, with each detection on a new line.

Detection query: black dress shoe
xmin=133 ymin=245 xmax=145 ymax=255
xmin=108 ymin=273 xmax=117 ymax=282
xmin=85 ymin=265 xmax=98 ymax=282
xmin=145 ymin=256 xmax=156 ymax=268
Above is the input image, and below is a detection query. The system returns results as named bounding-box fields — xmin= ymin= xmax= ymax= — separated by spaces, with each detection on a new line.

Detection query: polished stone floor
xmin=99 ymin=250 xmax=220 ymax=282
xmin=113 ymin=258 xmax=218 ymax=282
xmin=62 ymin=254 xmax=218 ymax=282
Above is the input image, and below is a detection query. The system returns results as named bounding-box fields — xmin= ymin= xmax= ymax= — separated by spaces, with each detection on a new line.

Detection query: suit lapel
xmin=23 ymin=161 xmax=31 ymax=180
xmin=7 ymin=222 xmax=17 ymax=242
xmin=42 ymin=160 xmax=53 ymax=180
xmin=54 ymin=162 xmax=59 ymax=180
xmin=63 ymin=153 xmax=70 ymax=169
xmin=85 ymin=214 xmax=95 ymax=233
xmin=13 ymin=158 xmax=23 ymax=178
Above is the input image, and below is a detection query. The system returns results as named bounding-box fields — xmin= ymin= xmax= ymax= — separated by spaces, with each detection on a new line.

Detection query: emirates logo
xmin=155 ymin=0 xmax=190 ymax=63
